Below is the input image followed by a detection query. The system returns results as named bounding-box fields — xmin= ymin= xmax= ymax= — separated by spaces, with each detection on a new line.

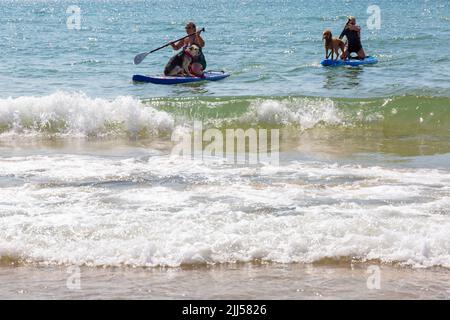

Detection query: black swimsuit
xmin=339 ymin=28 xmax=363 ymax=53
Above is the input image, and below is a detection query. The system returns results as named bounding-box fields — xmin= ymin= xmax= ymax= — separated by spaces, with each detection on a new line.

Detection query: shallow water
xmin=2 ymin=264 xmax=450 ymax=299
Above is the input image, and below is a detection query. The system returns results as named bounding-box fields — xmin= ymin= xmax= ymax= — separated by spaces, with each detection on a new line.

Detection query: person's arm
xmin=195 ymin=32 xmax=205 ymax=48
xmin=170 ymin=40 xmax=185 ymax=50
xmin=171 ymin=38 xmax=188 ymax=50
xmin=339 ymin=28 xmax=347 ymax=40
xmin=350 ymin=25 xmax=361 ymax=39
xmin=348 ymin=25 xmax=361 ymax=32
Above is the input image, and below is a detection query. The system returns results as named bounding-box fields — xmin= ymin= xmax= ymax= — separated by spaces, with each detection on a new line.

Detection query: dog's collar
xmin=184 ymin=49 xmax=194 ymax=59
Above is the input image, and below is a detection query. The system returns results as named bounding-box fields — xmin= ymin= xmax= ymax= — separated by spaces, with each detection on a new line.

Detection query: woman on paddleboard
xmin=339 ymin=16 xmax=366 ymax=60
xmin=169 ymin=22 xmax=207 ymax=75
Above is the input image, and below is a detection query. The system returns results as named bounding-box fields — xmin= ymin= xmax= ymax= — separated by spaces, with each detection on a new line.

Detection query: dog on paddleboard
xmin=164 ymin=44 xmax=202 ymax=77
xmin=322 ymin=29 xmax=345 ymax=61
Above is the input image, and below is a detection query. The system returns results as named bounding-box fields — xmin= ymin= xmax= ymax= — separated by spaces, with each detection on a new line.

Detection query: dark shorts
xmin=348 ymin=42 xmax=363 ymax=54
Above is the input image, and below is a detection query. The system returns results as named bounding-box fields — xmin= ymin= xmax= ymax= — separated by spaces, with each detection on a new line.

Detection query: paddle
xmin=133 ymin=28 xmax=205 ymax=65
xmin=342 ymin=19 xmax=350 ymax=51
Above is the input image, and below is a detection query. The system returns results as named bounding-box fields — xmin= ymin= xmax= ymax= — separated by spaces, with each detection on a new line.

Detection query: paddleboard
xmin=321 ymin=56 xmax=378 ymax=67
xmin=132 ymin=71 xmax=230 ymax=85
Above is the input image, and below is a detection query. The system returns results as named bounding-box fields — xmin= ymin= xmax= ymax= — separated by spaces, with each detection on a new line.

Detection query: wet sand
xmin=1 ymin=263 xmax=449 ymax=300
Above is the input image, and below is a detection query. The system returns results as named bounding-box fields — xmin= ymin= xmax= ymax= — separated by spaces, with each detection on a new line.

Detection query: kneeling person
xmin=339 ymin=16 xmax=366 ymax=60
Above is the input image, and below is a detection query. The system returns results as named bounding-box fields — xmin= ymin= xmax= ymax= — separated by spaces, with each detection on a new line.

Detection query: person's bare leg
xmin=190 ymin=63 xmax=204 ymax=77
xmin=357 ymin=48 xmax=366 ymax=59
xmin=341 ymin=49 xmax=348 ymax=60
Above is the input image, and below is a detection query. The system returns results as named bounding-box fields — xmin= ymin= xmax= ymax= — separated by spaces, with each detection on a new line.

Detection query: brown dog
xmin=322 ymin=29 xmax=345 ymax=60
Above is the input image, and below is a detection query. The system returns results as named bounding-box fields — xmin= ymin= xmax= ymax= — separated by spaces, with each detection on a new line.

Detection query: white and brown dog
xmin=164 ymin=44 xmax=202 ymax=77
xmin=322 ymin=29 xmax=345 ymax=61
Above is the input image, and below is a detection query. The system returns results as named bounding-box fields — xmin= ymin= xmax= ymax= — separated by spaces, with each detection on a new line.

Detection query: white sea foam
xmin=1 ymin=154 xmax=450 ymax=268
xmin=244 ymin=97 xmax=342 ymax=129
xmin=0 ymin=91 xmax=174 ymax=138
xmin=0 ymin=94 xmax=348 ymax=140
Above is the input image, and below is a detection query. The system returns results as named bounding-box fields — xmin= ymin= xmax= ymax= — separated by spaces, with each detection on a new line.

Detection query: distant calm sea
xmin=1 ymin=0 xmax=450 ymax=299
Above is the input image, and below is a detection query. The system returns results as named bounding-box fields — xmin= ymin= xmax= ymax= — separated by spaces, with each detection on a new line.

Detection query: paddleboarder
xmin=339 ymin=16 xmax=366 ymax=60
xmin=168 ymin=22 xmax=207 ymax=76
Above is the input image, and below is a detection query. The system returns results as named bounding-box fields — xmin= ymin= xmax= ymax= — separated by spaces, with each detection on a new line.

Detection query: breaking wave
xmin=1 ymin=92 xmax=449 ymax=139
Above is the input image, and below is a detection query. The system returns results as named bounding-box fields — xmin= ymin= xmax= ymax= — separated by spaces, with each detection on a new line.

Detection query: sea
xmin=1 ymin=0 xmax=450 ymax=299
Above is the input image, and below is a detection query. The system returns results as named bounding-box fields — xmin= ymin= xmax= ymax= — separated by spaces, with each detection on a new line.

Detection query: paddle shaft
xmin=134 ymin=28 xmax=205 ymax=64
xmin=341 ymin=20 xmax=350 ymax=60
xmin=342 ymin=19 xmax=350 ymax=45
xmin=149 ymin=28 xmax=205 ymax=54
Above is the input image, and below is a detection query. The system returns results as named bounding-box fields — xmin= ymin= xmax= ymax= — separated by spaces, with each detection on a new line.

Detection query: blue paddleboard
xmin=132 ymin=71 xmax=230 ymax=85
xmin=321 ymin=56 xmax=378 ymax=67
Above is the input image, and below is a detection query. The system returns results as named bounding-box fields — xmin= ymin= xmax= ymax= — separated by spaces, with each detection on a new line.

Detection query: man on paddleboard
xmin=168 ymin=22 xmax=207 ymax=76
xmin=339 ymin=16 xmax=366 ymax=60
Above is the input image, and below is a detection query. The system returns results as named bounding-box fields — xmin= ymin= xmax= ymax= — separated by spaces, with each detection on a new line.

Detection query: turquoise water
xmin=1 ymin=0 xmax=449 ymax=98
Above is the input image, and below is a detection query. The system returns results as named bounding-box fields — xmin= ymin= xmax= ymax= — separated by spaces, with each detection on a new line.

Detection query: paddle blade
xmin=134 ymin=52 xmax=149 ymax=65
